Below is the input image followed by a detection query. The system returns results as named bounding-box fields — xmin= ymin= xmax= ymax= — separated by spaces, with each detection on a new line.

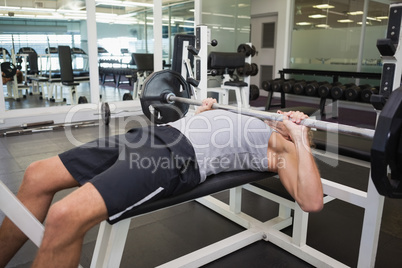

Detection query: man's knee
xmin=45 ymin=201 xmax=81 ymax=236
xmin=22 ymin=157 xmax=70 ymax=195
xmin=23 ymin=160 xmax=47 ymax=189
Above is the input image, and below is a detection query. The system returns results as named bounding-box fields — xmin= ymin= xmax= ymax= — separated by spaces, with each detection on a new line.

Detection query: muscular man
xmin=0 ymin=98 xmax=323 ymax=267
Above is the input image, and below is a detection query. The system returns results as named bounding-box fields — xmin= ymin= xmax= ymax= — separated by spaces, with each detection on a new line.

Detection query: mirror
xmin=96 ymin=0 xmax=195 ymax=103
xmin=0 ymin=0 xmax=91 ymax=110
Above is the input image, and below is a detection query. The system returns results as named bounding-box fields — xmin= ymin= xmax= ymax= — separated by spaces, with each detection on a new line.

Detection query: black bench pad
xmin=224 ymin=81 xmax=248 ymax=87
xmin=108 ymin=170 xmax=276 ymax=224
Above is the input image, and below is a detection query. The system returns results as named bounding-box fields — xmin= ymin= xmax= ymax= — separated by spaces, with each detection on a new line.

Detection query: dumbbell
xmin=237 ymin=44 xmax=257 ymax=57
xmin=294 ymin=80 xmax=315 ymax=95
xmin=262 ymin=79 xmax=275 ymax=91
xmin=272 ymin=79 xmax=285 ymax=92
xmin=331 ymin=83 xmax=355 ymax=100
xmin=237 ymin=63 xmax=252 ymax=76
xmin=318 ymin=82 xmax=342 ymax=98
xmin=282 ymin=79 xmax=296 ymax=93
xmin=345 ymin=84 xmax=369 ymax=101
xmin=305 ymin=81 xmax=327 ymax=97
xmin=361 ymin=86 xmax=379 ymax=103
xmin=262 ymin=78 xmax=282 ymax=91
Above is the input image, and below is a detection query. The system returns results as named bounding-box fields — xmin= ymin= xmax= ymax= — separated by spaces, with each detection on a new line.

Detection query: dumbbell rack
xmin=266 ymin=68 xmax=381 ymax=116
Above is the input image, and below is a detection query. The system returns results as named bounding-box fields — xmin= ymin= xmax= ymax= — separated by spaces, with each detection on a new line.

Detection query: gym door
xmin=250 ymin=14 xmax=277 ymax=89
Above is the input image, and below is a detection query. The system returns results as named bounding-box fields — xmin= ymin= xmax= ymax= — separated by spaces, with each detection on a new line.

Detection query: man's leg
xmin=0 ymin=156 xmax=80 ymax=267
xmin=32 ymin=182 xmax=108 ymax=267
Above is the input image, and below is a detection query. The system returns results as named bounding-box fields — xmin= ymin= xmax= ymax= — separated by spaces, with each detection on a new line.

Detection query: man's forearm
xmin=293 ymin=136 xmax=323 ymax=212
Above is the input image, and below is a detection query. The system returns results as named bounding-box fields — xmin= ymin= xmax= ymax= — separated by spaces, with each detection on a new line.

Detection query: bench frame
xmin=90 ymin=154 xmax=383 ymax=268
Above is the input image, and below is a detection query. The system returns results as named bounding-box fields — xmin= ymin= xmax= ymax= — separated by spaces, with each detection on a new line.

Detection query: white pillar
xmin=85 ymin=0 xmax=100 ymax=104
xmin=194 ymin=0 xmax=202 ymax=25
xmin=153 ymin=0 xmax=163 ymax=71
xmin=356 ymin=0 xmax=369 ymax=73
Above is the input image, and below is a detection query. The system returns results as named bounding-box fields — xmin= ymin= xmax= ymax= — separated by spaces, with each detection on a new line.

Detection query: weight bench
xmin=0 ymin=146 xmax=383 ymax=268
xmin=25 ymin=51 xmax=49 ymax=97
xmin=46 ymin=46 xmax=81 ymax=103
xmin=91 ymin=146 xmax=383 ymax=268
xmin=132 ymin=53 xmax=154 ymax=98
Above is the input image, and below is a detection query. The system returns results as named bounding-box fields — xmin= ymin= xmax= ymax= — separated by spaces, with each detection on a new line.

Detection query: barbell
xmin=100 ymin=69 xmax=402 ymax=198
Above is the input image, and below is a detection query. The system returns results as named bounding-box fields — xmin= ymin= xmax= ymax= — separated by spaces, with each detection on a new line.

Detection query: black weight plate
xmin=237 ymin=43 xmax=252 ymax=57
xmin=1 ymin=62 xmax=17 ymax=78
xmin=140 ymin=70 xmax=191 ymax=124
xmin=371 ymin=87 xmax=402 ymax=197
xmin=101 ymin=102 xmax=111 ymax=126
xmin=250 ymin=63 xmax=259 ymax=76
xmin=249 ymin=84 xmax=260 ymax=101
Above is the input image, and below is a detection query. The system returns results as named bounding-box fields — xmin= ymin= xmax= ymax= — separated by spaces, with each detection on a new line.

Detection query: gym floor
xmin=3 ymin=80 xmax=128 ymax=110
xmin=1 ymin=84 xmax=402 ymax=267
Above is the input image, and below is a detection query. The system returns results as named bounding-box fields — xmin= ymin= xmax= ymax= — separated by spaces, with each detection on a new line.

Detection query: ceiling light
xmin=338 ymin=19 xmax=353 ymax=23
xmin=296 ymin=22 xmax=312 ymax=26
xmin=95 ymin=1 xmax=153 ymax=8
xmin=213 ymin=13 xmax=233 ymax=18
xmin=21 ymin=7 xmax=56 ymax=12
xmin=367 ymin=17 xmax=380 ymax=21
xmin=313 ymin=4 xmax=335 ymax=9
xmin=316 ymin=24 xmax=330 ymax=28
xmin=14 ymin=14 xmax=36 ymax=18
xmin=52 ymin=12 xmax=64 ymax=18
xmin=357 ymin=21 xmax=370 ymax=25
xmin=348 ymin=11 xmax=364 ymax=15
xmin=309 ymin=14 xmax=326 ymax=19
xmin=96 ymin=12 xmax=118 ymax=18
xmin=58 ymin=9 xmax=86 ymax=14
xmin=0 ymin=6 xmax=20 ymax=10
xmin=376 ymin=16 xmax=388 ymax=20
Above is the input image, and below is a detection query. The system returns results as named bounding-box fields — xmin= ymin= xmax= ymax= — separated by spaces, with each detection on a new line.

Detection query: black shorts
xmin=59 ymin=126 xmax=200 ymax=224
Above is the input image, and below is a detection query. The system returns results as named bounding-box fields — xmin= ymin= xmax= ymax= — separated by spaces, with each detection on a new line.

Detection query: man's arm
xmin=266 ymin=113 xmax=323 ymax=212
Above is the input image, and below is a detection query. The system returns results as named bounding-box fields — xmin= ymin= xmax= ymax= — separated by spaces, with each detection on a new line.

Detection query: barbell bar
xmin=163 ymin=92 xmax=375 ymax=139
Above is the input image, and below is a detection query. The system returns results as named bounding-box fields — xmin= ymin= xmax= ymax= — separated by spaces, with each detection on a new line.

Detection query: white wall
xmin=251 ymin=0 xmax=292 ymax=78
